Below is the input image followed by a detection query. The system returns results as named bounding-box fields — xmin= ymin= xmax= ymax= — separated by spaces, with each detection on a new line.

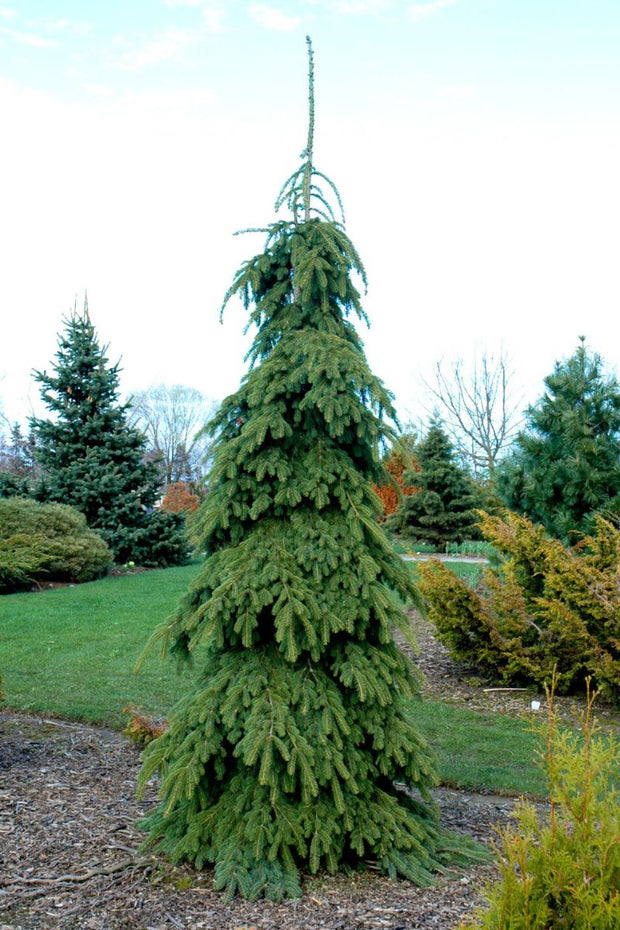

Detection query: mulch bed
xmin=2 ymin=611 xmax=614 ymax=930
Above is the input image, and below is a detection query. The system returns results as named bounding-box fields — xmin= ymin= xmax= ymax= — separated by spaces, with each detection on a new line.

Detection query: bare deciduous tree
xmin=128 ymin=384 xmax=218 ymax=488
xmin=423 ymin=350 xmax=523 ymax=478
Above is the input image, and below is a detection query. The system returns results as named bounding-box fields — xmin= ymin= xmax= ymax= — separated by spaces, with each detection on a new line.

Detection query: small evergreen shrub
xmin=1 ymin=495 xmax=85 ymax=537
xmin=0 ymin=535 xmax=47 ymax=590
xmin=133 ymin=511 xmax=191 ymax=568
xmin=36 ymin=536 xmax=113 ymax=583
xmin=99 ymin=510 xmax=190 ymax=569
xmin=0 ymin=497 xmax=112 ymax=591
xmin=461 ymin=681 xmax=619 ymax=929
xmin=419 ymin=511 xmax=620 ymax=701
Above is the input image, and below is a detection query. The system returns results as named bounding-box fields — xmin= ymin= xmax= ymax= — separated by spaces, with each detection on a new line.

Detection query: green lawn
xmin=391 ymin=538 xmax=484 ymax=587
xmin=0 ymin=563 xmax=200 ymax=725
xmin=0 ymin=563 xmax=545 ymax=796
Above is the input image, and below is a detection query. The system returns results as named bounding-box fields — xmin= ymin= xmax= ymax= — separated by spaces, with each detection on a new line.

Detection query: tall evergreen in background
xmin=496 ymin=339 xmax=620 ymax=544
xmin=31 ymin=305 xmax=189 ymax=566
xmin=139 ymin=39 xmax=479 ymax=901
xmin=388 ymin=419 xmax=478 ymax=546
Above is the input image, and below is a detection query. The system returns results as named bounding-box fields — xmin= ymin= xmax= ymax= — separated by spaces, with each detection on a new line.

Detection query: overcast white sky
xmin=1 ymin=0 xmax=619 ymax=428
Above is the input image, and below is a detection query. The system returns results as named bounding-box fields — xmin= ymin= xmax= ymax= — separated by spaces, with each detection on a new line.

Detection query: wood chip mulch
xmin=2 ymin=611 xmax=615 ymax=930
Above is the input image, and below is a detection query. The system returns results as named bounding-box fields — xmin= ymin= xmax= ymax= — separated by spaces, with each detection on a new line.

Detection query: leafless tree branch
xmin=128 ymin=384 xmax=218 ymax=487
xmin=422 ymin=350 xmax=523 ymax=477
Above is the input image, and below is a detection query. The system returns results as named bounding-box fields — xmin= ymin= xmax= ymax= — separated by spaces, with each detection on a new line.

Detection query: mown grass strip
xmin=404 ymin=557 xmax=482 ymax=587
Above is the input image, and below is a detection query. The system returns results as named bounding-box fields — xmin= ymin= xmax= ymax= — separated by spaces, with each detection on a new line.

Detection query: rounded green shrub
xmin=0 ymin=497 xmax=112 ymax=591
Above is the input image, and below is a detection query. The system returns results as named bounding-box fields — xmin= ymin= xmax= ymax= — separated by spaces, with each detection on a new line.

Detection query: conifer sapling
xmin=139 ymin=38 xmax=482 ymax=901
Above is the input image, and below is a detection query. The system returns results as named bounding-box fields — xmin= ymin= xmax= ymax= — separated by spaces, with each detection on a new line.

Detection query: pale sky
xmin=1 ymin=0 xmax=619 ymax=427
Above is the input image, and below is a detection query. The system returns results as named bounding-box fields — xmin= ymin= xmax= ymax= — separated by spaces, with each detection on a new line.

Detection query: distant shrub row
xmin=419 ymin=510 xmax=620 ymax=702
xmin=0 ymin=497 xmax=112 ymax=592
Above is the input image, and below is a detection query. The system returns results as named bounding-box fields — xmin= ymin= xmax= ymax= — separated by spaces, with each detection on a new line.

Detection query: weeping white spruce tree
xmin=139 ymin=39 xmax=479 ymax=900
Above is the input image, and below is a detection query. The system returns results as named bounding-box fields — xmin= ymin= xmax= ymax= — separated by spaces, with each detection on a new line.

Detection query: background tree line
xmin=4 ymin=324 xmax=620 ymax=569
xmin=376 ymin=337 xmax=620 ymax=550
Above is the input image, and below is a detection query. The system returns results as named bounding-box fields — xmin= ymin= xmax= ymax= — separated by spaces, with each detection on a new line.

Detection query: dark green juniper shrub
xmin=461 ymin=680 xmax=619 ymax=929
xmin=138 ymin=39 xmax=483 ymax=902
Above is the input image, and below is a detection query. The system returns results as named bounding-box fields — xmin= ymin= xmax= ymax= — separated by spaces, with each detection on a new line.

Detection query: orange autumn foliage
xmin=161 ymin=481 xmax=200 ymax=514
xmin=374 ymin=450 xmax=419 ymax=519
xmin=123 ymin=705 xmax=169 ymax=746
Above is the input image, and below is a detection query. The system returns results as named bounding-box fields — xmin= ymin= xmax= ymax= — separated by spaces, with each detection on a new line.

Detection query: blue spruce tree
xmin=31 ymin=305 xmax=189 ymax=567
